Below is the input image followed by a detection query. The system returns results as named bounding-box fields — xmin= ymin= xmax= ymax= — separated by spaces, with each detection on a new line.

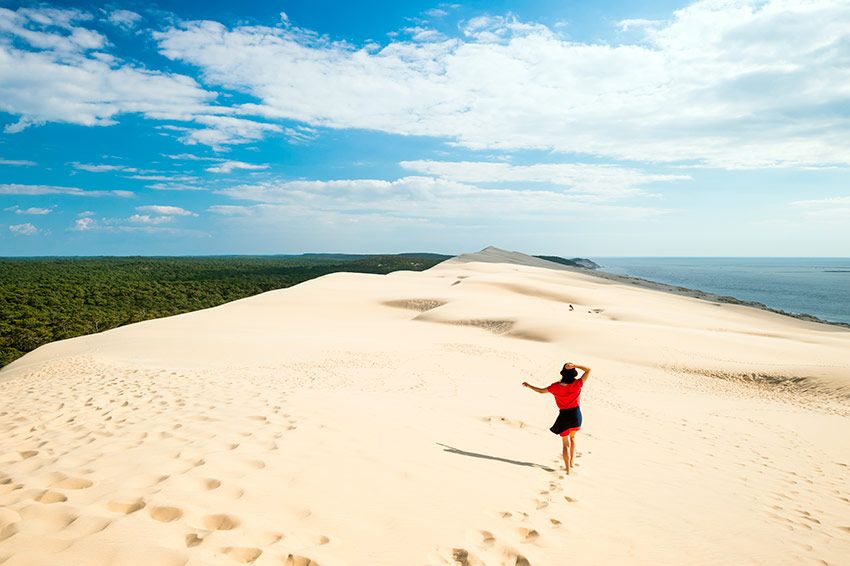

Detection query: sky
xmin=1 ymin=0 xmax=849 ymax=257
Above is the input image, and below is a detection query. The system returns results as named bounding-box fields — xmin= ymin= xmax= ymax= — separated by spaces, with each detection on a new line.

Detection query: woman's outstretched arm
xmin=522 ymin=382 xmax=549 ymax=394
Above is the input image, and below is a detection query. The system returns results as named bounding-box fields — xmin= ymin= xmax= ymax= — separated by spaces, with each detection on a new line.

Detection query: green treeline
xmin=0 ymin=254 xmax=449 ymax=367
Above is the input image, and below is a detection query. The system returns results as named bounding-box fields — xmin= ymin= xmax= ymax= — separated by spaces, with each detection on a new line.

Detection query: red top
xmin=547 ymin=380 xmax=583 ymax=409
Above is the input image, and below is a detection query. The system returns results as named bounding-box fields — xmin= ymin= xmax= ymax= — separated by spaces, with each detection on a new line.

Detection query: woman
xmin=522 ymin=362 xmax=591 ymax=474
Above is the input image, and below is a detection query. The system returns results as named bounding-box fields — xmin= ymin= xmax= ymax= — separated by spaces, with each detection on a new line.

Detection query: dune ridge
xmin=1 ymin=247 xmax=848 ymax=565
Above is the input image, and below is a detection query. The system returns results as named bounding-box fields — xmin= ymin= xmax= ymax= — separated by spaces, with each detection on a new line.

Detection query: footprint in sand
xmin=500 ymin=547 xmax=531 ymax=566
xmin=449 ymin=548 xmax=482 ymax=566
xmin=284 ymin=555 xmax=320 ymax=566
xmin=0 ymin=522 xmax=18 ymax=543
xmin=0 ymin=450 xmax=39 ymax=463
xmin=33 ymin=490 xmax=67 ymax=503
xmin=52 ymin=476 xmax=93 ymax=490
xmin=223 ymin=546 xmax=263 ymax=563
xmin=107 ymin=498 xmax=146 ymax=514
xmin=199 ymin=513 xmax=240 ymax=531
xmin=149 ymin=506 xmax=184 ymax=523
xmin=480 ymin=416 xmax=528 ymax=429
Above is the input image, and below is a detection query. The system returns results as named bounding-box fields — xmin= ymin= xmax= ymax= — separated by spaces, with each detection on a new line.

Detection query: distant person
xmin=522 ymin=362 xmax=591 ymax=474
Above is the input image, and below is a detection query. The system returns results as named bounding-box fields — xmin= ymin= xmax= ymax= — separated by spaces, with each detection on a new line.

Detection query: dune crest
xmin=1 ymin=251 xmax=849 ymax=565
xmin=445 ymin=246 xmax=574 ymax=270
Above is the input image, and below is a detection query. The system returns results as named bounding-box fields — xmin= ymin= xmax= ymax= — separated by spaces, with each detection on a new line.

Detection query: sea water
xmin=592 ymin=258 xmax=850 ymax=325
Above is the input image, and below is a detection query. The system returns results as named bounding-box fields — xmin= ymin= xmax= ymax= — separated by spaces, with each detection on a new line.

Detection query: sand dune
xmin=1 ymin=247 xmax=849 ymax=565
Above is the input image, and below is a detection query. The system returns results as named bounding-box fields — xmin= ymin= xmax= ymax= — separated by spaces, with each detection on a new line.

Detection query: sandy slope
xmin=1 ymin=248 xmax=848 ymax=566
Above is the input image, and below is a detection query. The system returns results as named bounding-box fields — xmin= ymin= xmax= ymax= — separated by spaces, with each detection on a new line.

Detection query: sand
xmin=1 ymin=247 xmax=848 ymax=565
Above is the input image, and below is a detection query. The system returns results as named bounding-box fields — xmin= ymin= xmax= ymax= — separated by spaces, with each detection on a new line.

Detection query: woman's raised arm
xmin=575 ymin=364 xmax=591 ymax=383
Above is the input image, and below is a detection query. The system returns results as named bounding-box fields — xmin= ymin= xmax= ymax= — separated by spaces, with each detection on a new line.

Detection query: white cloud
xmin=0 ymin=157 xmax=36 ymax=166
xmin=205 ymin=160 xmax=269 ymax=174
xmin=0 ymin=183 xmax=133 ymax=197
xmin=77 ymin=210 xmax=94 ymax=217
xmin=177 ymin=115 xmax=282 ymax=150
xmin=135 ymin=205 xmax=197 ymax=216
xmin=9 ymin=222 xmax=39 ymax=235
xmin=21 ymin=207 xmax=53 ymax=215
xmin=0 ymin=7 xmax=276 ymax=147
xmin=146 ymin=182 xmax=206 ymax=191
xmin=617 ymin=18 xmax=662 ymax=32
xmin=0 ymin=7 xmax=214 ymax=132
xmin=163 ymin=153 xmax=221 ymax=161
xmin=71 ymin=163 xmax=204 ymax=186
xmin=425 ymin=9 xmax=448 ymax=18
xmin=461 ymin=15 xmax=550 ymax=43
xmin=5 ymin=205 xmax=54 ymax=215
xmin=107 ymin=10 xmax=142 ymax=29
xmin=72 ymin=162 xmax=138 ymax=172
xmin=281 ymin=125 xmax=318 ymax=144
xmin=216 ymin=175 xmax=670 ymax=220
xmin=399 ymin=160 xmax=688 ymax=197
xmin=0 ymin=7 xmax=105 ymax=53
xmin=403 ymin=27 xmax=446 ymax=42
xmin=73 ymin=217 xmax=95 ymax=231
xmin=207 ymin=204 xmax=255 ymax=216
xmin=73 ymin=213 xmax=205 ymax=235
xmin=155 ymin=1 xmax=850 ymax=168
xmin=128 ymin=213 xmax=174 ymax=224
xmin=127 ymin=174 xmax=197 ymax=181
xmin=790 ymin=195 xmax=850 ymax=223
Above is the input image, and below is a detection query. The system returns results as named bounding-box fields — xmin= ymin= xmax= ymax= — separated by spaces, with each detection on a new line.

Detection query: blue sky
xmin=1 ymin=0 xmax=849 ymax=256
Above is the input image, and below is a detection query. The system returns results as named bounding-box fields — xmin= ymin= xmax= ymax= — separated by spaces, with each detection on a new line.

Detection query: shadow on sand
xmin=436 ymin=443 xmax=555 ymax=472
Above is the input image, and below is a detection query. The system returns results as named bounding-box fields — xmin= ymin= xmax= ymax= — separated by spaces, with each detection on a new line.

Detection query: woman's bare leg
xmin=568 ymin=432 xmax=577 ymax=469
xmin=561 ymin=435 xmax=571 ymax=473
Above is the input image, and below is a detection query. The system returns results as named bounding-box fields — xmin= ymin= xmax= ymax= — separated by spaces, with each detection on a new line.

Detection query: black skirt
xmin=549 ymin=406 xmax=582 ymax=435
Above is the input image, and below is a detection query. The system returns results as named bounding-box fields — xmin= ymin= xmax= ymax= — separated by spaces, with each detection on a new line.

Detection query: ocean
xmin=591 ymin=257 xmax=850 ymax=326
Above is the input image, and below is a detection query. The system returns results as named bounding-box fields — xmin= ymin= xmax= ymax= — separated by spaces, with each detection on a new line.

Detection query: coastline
xmin=541 ymin=262 xmax=850 ymax=330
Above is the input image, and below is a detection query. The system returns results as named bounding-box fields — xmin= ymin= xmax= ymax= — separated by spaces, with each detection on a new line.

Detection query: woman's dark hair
xmin=560 ymin=366 xmax=578 ymax=384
